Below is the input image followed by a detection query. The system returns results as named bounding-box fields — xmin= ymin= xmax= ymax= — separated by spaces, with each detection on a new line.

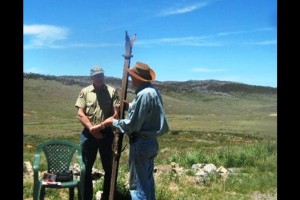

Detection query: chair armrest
xmin=77 ymin=149 xmax=85 ymax=200
xmin=33 ymin=148 xmax=42 ymax=182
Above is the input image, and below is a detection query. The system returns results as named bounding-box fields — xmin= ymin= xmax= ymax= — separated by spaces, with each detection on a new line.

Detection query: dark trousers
xmin=80 ymin=128 xmax=114 ymax=200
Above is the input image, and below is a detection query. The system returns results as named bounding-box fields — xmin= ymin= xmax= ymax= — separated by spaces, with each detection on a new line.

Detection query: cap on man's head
xmin=90 ymin=66 xmax=104 ymax=76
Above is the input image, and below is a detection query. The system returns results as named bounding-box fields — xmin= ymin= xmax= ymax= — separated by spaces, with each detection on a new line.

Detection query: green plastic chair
xmin=33 ymin=140 xmax=85 ymax=200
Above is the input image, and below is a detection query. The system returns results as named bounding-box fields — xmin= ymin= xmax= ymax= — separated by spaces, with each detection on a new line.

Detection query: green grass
xmin=23 ymin=78 xmax=277 ymax=199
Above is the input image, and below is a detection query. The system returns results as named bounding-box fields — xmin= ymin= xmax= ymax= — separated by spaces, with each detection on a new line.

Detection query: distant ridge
xmin=156 ymin=80 xmax=276 ymax=95
xmin=23 ymin=73 xmax=277 ymax=95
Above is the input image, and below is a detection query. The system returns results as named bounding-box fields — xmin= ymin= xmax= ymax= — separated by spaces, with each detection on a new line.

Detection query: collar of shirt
xmin=91 ymin=84 xmax=106 ymax=92
xmin=135 ymin=82 xmax=152 ymax=94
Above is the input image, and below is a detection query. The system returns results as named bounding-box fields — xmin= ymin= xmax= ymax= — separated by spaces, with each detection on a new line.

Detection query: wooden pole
xmin=109 ymin=31 xmax=136 ymax=200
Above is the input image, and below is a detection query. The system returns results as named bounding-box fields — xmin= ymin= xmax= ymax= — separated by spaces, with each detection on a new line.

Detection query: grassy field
xmin=23 ymin=78 xmax=277 ymax=199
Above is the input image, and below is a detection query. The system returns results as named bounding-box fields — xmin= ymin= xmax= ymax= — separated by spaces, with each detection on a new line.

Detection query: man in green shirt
xmin=75 ymin=66 xmax=119 ymax=200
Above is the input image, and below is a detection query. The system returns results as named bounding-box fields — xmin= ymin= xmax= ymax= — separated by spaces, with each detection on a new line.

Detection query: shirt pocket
xmin=86 ymin=101 xmax=96 ymax=115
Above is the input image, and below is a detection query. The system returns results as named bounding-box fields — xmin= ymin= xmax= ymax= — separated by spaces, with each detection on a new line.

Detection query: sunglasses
xmin=92 ymin=74 xmax=104 ymax=79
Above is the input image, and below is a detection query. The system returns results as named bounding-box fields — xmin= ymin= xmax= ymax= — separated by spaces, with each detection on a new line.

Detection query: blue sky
xmin=24 ymin=0 xmax=277 ymax=87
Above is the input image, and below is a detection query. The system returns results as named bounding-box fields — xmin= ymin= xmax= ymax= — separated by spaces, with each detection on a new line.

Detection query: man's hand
xmin=113 ymin=106 xmax=119 ymax=118
xmin=123 ymin=100 xmax=129 ymax=111
xmin=122 ymin=100 xmax=129 ymax=111
xmin=89 ymin=124 xmax=105 ymax=139
xmin=115 ymin=100 xmax=129 ymax=112
xmin=101 ymin=116 xmax=114 ymax=127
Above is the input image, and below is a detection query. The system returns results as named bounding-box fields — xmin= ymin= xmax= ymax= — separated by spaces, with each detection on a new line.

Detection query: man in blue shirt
xmin=102 ymin=61 xmax=169 ymax=200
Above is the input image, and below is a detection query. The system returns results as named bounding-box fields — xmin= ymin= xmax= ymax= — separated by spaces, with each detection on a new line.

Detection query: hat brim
xmin=91 ymin=71 xmax=104 ymax=76
xmin=126 ymin=68 xmax=156 ymax=82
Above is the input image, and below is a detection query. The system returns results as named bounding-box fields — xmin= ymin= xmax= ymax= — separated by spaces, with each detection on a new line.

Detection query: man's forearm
xmin=77 ymin=114 xmax=93 ymax=130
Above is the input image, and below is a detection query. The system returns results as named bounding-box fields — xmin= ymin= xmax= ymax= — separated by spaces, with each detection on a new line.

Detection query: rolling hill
xmin=23 ymin=73 xmax=277 ymax=140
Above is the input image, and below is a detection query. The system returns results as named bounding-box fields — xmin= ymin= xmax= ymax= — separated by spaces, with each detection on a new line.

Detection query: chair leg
xmin=33 ymin=183 xmax=41 ymax=200
xmin=40 ymin=187 xmax=45 ymax=200
xmin=77 ymin=187 xmax=82 ymax=200
xmin=69 ymin=187 xmax=74 ymax=200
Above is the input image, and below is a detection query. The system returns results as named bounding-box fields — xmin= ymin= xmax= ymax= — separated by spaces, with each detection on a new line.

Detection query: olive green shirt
xmin=75 ymin=84 xmax=119 ymax=125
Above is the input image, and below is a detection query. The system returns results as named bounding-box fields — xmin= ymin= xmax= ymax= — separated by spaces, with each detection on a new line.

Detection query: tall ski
xmin=109 ymin=31 xmax=136 ymax=200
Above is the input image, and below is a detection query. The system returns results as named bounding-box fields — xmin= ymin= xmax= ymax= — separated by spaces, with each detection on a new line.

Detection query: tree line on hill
xmin=23 ymin=72 xmax=276 ymax=95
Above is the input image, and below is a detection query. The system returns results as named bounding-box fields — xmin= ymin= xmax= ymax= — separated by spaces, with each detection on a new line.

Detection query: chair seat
xmin=41 ymin=179 xmax=79 ymax=188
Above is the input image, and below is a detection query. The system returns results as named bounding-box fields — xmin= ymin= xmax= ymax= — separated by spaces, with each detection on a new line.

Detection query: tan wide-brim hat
xmin=127 ymin=62 xmax=156 ymax=82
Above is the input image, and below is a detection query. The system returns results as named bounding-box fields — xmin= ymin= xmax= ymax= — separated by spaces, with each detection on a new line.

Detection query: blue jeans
xmin=80 ymin=128 xmax=114 ymax=200
xmin=129 ymin=137 xmax=158 ymax=200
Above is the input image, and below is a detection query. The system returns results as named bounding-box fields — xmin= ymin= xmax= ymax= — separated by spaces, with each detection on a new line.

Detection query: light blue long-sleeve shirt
xmin=112 ymin=82 xmax=169 ymax=138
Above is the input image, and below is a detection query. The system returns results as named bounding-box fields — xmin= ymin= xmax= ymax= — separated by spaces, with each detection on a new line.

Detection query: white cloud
xmin=252 ymin=40 xmax=277 ymax=45
xmin=136 ymin=36 xmax=222 ymax=47
xmin=23 ymin=24 xmax=123 ymax=49
xmin=190 ymin=68 xmax=227 ymax=73
xmin=24 ymin=24 xmax=69 ymax=49
xmin=217 ymin=31 xmax=246 ymax=36
xmin=135 ymin=26 xmax=276 ymax=47
xmin=159 ymin=2 xmax=209 ymax=16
